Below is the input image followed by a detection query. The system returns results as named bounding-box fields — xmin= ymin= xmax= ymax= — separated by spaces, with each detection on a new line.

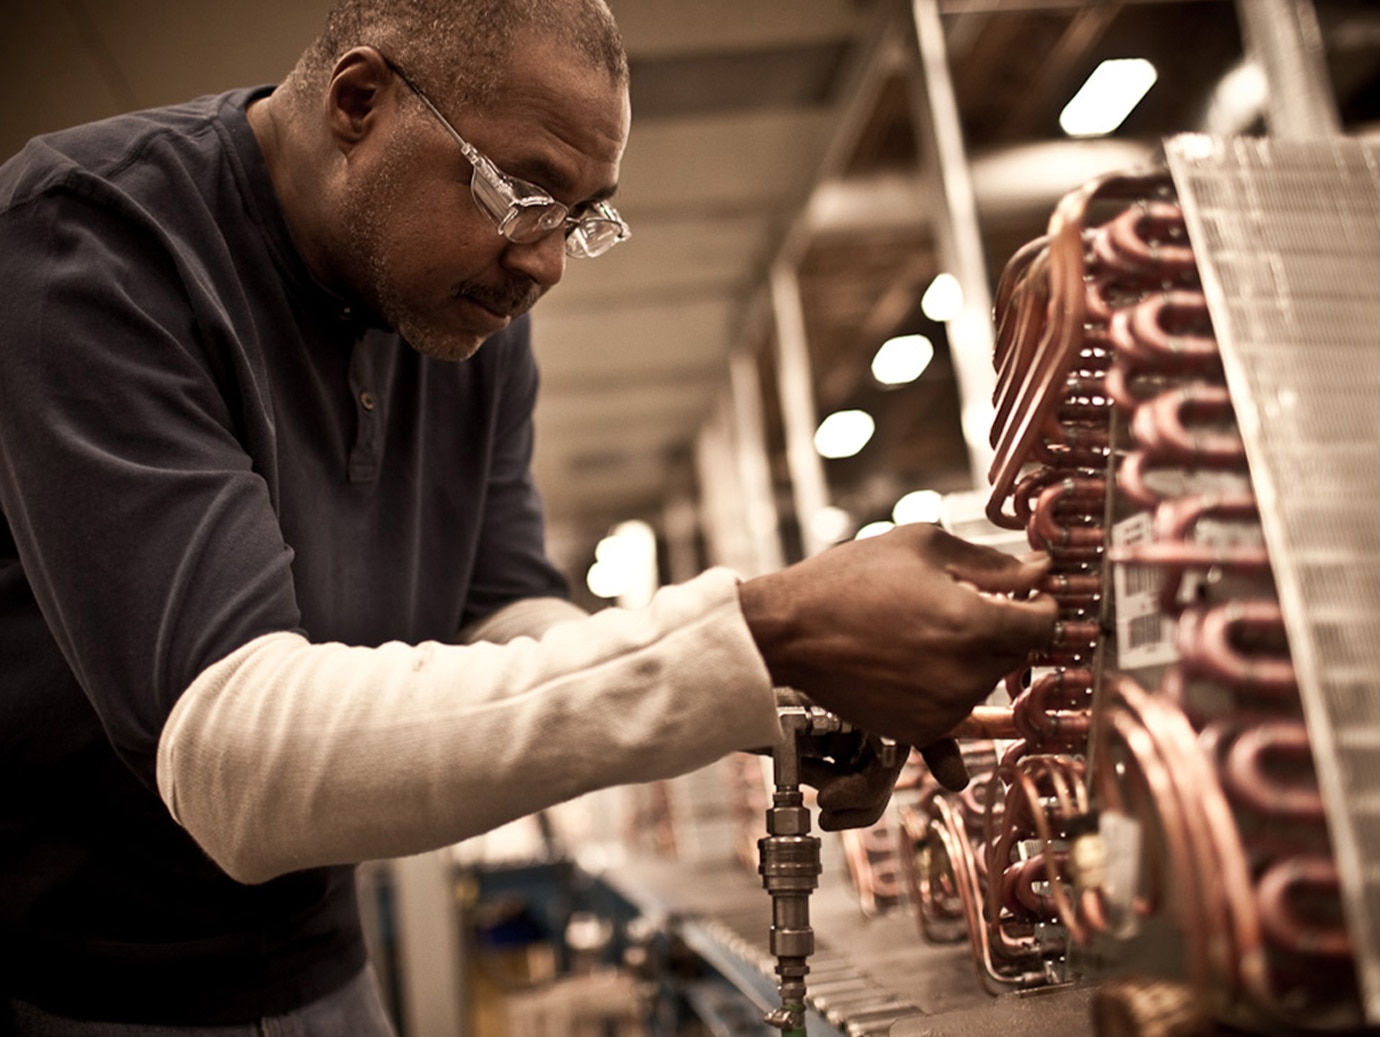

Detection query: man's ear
xmin=324 ymin=47 xmax=395 ymax=155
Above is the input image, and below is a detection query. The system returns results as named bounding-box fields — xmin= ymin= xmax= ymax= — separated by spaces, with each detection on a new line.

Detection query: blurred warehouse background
xmin=7 ymin=2 xmax=1380 ymax=1035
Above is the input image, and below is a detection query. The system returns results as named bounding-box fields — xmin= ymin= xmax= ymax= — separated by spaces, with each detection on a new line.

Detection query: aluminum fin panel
xmin=1166 ymin=133 xmax=1380 ymax=1021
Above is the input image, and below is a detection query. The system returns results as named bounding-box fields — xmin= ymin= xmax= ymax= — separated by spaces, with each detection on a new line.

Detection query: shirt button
xmin=359 ymin=390 xmax=377 ymax=412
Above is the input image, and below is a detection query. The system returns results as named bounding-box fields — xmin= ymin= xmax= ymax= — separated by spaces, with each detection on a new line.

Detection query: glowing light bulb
xmin=921 ymin=273 xmax=963 ymax=322
xmin=854 ymin=521 xmax=895 ymax=540
xmin=893 ymin=489 xmax=943 ymax=525
xmin=871 ymin=334 xmax=934 ymax=386
xmin=813 ymin=410 xmax=875 ymax=460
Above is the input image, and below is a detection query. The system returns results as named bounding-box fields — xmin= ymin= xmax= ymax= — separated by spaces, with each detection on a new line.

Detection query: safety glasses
xmin=383 ymin=58 xmax=630 ymax=259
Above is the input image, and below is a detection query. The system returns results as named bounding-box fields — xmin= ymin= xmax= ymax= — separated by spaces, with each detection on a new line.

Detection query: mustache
xmin=456 ymin=277 xmax=543 ymax=318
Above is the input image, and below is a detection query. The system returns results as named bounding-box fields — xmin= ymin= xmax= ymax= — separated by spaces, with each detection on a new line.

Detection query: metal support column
xmin=391 ymin=850 xmax=467 ymax=1037
xmin=1234 ymin=0 xmax=1341 ymax=139
xmin=729 ymin=349 xmax=786 ymax=575
xmin=907 ymin=0 xmax=998 ymax=487
xmin=696 ymin=395 xmax=749 ymax=573
xmin=770 ymin=260 xmax=831 ymax=559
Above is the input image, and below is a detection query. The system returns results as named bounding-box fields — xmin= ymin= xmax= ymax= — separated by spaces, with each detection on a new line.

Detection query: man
xmin=0 ymin=0 xmax=1055 ymax=1031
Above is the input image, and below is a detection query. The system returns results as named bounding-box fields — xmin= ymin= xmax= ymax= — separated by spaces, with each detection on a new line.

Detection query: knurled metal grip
xmin=761 ymin=711 xmax=824 ymax=1035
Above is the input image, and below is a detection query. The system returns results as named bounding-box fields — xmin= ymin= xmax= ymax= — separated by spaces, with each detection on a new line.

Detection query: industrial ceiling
xmin=5 ymin=0 xmax=1380 ymax=603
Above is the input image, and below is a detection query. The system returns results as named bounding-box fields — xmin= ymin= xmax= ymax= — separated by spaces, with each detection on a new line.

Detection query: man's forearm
xmin=157 ymin=569 xmax=780 ymax=884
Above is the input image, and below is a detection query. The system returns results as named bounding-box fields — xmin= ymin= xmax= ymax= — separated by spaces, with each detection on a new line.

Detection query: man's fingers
xmin=989 ymin=591 xmax=1060 ymax=646
xmin=947 ymin=550 xmax=1052 ymax=595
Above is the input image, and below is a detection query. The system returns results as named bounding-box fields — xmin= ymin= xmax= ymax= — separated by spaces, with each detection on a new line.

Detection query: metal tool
xmin=759 ymin=704 xmax=820 ymax=1035
xmin=758 ymin=698 xmax=900 ymax=1034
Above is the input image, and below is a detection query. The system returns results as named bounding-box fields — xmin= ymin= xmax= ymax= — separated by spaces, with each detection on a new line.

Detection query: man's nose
xmin=501 ymin=229 xmax=567 ymax=289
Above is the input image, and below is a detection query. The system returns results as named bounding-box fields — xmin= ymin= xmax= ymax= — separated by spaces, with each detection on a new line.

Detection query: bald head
xmin=282 ymin=0 xmax=628 ymax=114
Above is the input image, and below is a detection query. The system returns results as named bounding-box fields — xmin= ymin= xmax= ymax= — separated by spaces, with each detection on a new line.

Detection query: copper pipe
xmin=949 ymin=706 xmax=1019 ymax=741
xmin=1129 ymin=382 xmax=1246 ymax=464
xmin=1109 ymin=290 xmax=1221 ymax=369
xmin=1111 ymin=677 xmax=1270 ymax=1003
xmin=1222 ymin=720 xmax=1324 ymax=822
xmin=1257 ymin=856 xmax=1352 ymax=959
xmin=1116 ymin=448 xmax=1253 ymax=508
xmin=1013 ymin=692 xmax=1091 ymax=745
xmin=1002 ymin=853 xmax=1069 ymax=917
xmin=1090 ymin=200 xmax=1197 ymax=279
xmin=1179 ymin=601 xmax=1298 ymax=695
xmin=1155 ymin=491 xmax=1260 ymax=543
xmin=1108 ymin=537 xmax=1271 ymax=574
xmin=1030 ymin=478 xmax=1107 ymax=551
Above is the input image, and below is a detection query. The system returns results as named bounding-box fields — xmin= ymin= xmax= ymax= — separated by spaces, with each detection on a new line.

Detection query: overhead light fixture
xmin=920 ymin=273 xmax=963 ymax=323
xmin=893 ymin=489 xmax=943 ymax=525
xmin=871 ymin=334 xmax=935 ymax=386
xmin=810 ymin=505 xmax=853 ymax=545
xmin=1059 ymin=58 xmax=1158 ymax=138
xmin=854 ymin=520 xmax=895 ymax=540
xmin=586 ymin=520 xmax=658 ymax=605
xmin=813 ymin=409 xmax=875 ymax=460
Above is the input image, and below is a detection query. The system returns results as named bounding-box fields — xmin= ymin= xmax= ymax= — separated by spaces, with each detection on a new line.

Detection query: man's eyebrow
xmin=509 ymin=155 xmax=619 ymax=206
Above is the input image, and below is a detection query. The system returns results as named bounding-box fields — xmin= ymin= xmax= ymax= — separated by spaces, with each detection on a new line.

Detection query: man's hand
xmin=738 ymin=524 xmax=1057 ymax=752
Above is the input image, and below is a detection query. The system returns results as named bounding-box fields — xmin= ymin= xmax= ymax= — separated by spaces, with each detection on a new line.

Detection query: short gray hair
xmin=286 ymin=0 xmax=627 ymax=109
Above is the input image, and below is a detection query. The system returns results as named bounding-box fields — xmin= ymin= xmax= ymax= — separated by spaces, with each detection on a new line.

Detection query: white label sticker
xmin=1112 ymin=513 xmax=1179 ymax=669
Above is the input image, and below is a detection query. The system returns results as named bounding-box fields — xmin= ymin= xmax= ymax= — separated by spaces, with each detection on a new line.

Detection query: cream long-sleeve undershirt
xmin=156 ymin=568 xmax=781 ymax=885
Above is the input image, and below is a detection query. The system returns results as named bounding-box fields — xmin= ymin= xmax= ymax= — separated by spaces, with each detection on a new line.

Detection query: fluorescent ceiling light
xmin=920 ymin=273 xmax=963 ymax=322
xmin=813 ymin=409 xmax=875 ymax=459
xmin=855 ymin=520 xmax=895 ymax=540
xmin=1060 ymin=58 xmax=1158 ymax=138
xmin=872 ymin=334 xmax=934 ymax=386
xmin=893 ymin=489 xmax=943 ymax=525
xmin=586 ymin=520 xmax=657 ymax=604
xmin=810 ymin=505 xmax=853 ymax=545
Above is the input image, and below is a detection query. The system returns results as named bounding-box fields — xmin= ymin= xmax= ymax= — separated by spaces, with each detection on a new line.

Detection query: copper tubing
xmin=1106 ymin=677 xmax=1270 ymax=1004
xmin=1055 ymin=400 xmax=1112 ymax=425
xmin=1038 ymin=571 xmax=1102 ymax=611
xmin=1002 ymin=853 xmax=1070 ymax=917
xmin=1107 ymin=536 xmax=1271 ymax=577
xmin=1109 ymin=290 xmax=1221 ymax=370
xmin=993 ymin=235 xmax=1050 ymax=342
xmin=949 ymin=706 xmax=1019 ymax=741
xmin=1053 ymin=620 xmax=1101 ymax=646
xmin=1013 ymin=696 xmax=1091 ymax=744
xmin=1011 ymin=669 xmax=1093 ymax=746
xmin=983 ymin=757 xmax=1091 ymax=946
xmin=1221 ymin=720 xmax=1325 ymax=822
xmin=1083 ymin=270 xmax=1165 ymax=325
xmin=987 ymin=173 xmax=1110 ymax=527
xmin=923 ymin=794 xmax=1041 ymax=992
xmin=897 ymin=807 xmax=964 ymax=933
xmin=1013 ymin=466 xmax=1080 ymax=526
xmin=1178 ymin=601 xmax=1298 ymax=695
xmin=1089 ymin=201 xmax=1196 ymax=276
xmin=1103 ymin=362 xmax=1180 ymax=414
xmin=1040 ymin=572 xmax=1103 ymax=596
xmin=1129 ymin=383 xmax=1246 ymax=464
xmin=842 ymin=826 xmax=904 ymax=916
xmin=1030 ymin=478 xmax=1107 ymax=550
xmin=958 ymin=770 xmax=1003 ymax=835
xmin=1256 ymin=856 xmax=1353 ymax=959
xmin=1031 ymin=668 xmax=1094 ymax=707
xmin=1154 ymin=490 xmax=1260 ymax=543
xmin=987 ymin=172 xmax=1184 ymax=528
xmin=1116 ymin=447 xmax=1253 ymax=508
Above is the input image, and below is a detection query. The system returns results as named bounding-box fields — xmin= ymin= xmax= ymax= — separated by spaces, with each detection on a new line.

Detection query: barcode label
xmin=1112 ymin=513 xmax=1178 ymax=669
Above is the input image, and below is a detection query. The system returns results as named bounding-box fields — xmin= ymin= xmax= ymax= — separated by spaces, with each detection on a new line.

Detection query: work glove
xmin=801 ymin=735 xmax=969 ymax=831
